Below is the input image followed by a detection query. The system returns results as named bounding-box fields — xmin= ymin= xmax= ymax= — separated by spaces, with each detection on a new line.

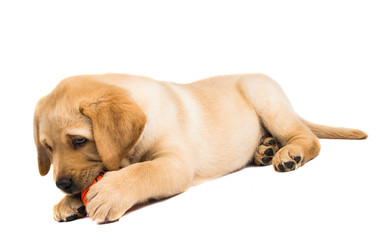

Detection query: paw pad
xmin=273 ymin=153 xmax=303 ymax=172
xmin=65 ymin=214 xmax=79 ymax=222
xmin=293 ymin=156 xmax=301 ymax=163
xmin=261 ymin=157 xmax=273 ymax=164
xmin=284 ymin=161 xmax=295 ymax=169
xmin=264 ymin=148 xmax=274 ymax=156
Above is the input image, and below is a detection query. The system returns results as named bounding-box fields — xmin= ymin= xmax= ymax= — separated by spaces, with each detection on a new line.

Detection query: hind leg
xmin=253 ymin=137 xmax=280 ymax=166
xmin=272 ymin=133 xmax=320 ymax=172
xmin=239 ymin=74 xmax=321 ymax=172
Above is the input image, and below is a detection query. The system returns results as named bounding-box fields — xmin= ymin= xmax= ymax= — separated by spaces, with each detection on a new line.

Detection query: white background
xmin=0 ymin=0 xmax=391 ymax=239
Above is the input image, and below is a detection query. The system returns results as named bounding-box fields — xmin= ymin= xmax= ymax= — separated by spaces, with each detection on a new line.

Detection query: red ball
xmin=81 ymin=174 xmax=104 ymax=206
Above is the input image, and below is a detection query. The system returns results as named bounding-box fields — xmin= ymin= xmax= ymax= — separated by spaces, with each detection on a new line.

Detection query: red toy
xmin=81 ymin=174 xmax=104 ymax=206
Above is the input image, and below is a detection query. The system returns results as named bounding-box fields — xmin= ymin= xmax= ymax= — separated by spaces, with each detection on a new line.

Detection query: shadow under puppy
xmin=33 ymin=73 xmax=367 ymax=223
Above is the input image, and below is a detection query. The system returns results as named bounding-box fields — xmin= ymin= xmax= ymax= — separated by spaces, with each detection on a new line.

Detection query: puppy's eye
xmin=72 ymin=138 xmax=87 ymax=147
xmin=45 ymin=144 xmax=53 ymax=152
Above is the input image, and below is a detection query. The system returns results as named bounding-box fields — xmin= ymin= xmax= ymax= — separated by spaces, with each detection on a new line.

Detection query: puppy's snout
xmin=56 ymin=178 xmax=74 ymax=193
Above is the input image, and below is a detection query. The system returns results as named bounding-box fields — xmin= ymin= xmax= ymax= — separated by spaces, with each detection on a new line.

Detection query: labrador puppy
xmin=34 ymin=73 xmax=367 ymax=223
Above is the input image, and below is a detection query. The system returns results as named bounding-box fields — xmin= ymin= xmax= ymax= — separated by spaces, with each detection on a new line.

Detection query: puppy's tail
xmin=301 ymin=118 xmax=368 ymax=140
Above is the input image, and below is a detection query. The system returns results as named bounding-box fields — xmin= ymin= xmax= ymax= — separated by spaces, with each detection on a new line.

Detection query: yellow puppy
xmin=34 ymin=73 xmax=367 ymax=223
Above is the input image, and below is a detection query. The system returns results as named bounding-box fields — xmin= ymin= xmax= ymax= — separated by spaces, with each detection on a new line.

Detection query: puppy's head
xmin=34 ymin=76 xmax=146 ymax=194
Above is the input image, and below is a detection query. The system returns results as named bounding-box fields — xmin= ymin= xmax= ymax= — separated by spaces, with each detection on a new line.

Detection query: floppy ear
xmin=79 ymin=86 xmax=147 ymax=171
xmin=34 ymin=105 xmax=51 ymax=176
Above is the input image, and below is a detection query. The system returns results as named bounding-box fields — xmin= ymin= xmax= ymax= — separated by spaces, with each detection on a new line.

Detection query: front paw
xmin=53 ymin=194 xmax=86 ymax=222
xmin=85 ymin=171 xmax=135 ymax=223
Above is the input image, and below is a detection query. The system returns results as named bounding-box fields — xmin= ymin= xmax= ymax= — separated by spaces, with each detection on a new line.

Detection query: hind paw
xmin=272 ymin=145 xmax=303 ymax=172
xmin=253 ymin=137 xmax=280 ymax=166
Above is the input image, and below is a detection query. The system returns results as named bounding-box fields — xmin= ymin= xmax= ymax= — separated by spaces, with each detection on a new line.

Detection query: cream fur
xmin=34 ymin=73 xmax=367 ymax=223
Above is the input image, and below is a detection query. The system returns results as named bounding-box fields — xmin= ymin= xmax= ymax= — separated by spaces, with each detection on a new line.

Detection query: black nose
xmin=56 ymin=178 xmax=73 ymax=192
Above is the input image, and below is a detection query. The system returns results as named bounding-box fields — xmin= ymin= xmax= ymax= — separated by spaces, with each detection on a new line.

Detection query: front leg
xmin=86 ymin=153 xmax=193 ymax=223
xmin=53 ymin=194 xmax=86 ymax=222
